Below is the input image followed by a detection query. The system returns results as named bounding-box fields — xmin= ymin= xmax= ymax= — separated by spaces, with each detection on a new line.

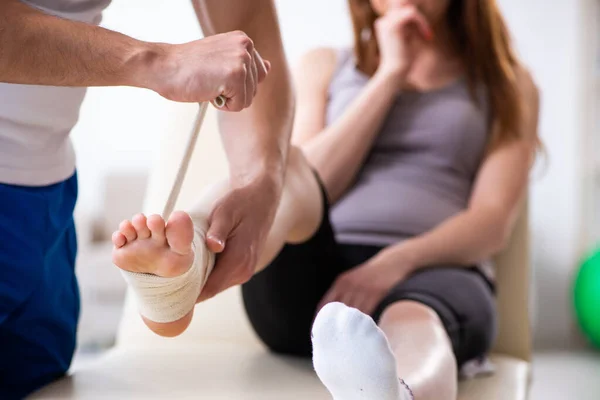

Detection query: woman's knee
xmin=242 ymin=287 xmax=313 ymax=357
xmin=380 ymin=300 xmax=444 ymax=328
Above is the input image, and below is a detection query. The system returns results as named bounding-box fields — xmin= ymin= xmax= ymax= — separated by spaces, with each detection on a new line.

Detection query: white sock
xmin=311 ymin=302 xmax=414 ymax=400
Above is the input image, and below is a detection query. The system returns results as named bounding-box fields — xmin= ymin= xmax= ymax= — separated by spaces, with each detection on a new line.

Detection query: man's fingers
xmin=243 ymin=60 xmax=253 ymax=108
xmin=250 ymin=51 xmax=258 ymax=99
xmin=254 ymin=50 xmax=269 ymax=84
xmin=205 ymin=209 xmax=235 ymax=254
xmin=223 ymin=51 xmax=250 ymax=111
xmin=198 ymin=259 xmax=231 ymax=302
xmin=236 ymin=33 xmax=255 ymax=108
xmin=199 ymin=244 xmax=249 ymax=302
xmin=223 ymin=73 xmax=246 ymax=112
xmin=206 ymin=235 xmax=225 ymax=253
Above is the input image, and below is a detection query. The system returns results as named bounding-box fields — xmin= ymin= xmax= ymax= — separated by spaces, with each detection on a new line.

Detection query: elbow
xmin=461 ymin=228 xmax=508 ymax=267
xmin=472 ymin=207 xmax=514 ymax=259
xmin=491 ymin=226 xmax=511 ymax=255
xmin=488 ymin=216 xmax=514 ymax=256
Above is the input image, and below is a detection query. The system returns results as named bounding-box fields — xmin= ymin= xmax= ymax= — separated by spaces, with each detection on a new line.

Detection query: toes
xmin=147 ymin=214 xmax=166 ymax=242
xmin=119 ymin=220 xmax=137 ymax=242
xmin=112 ymin=231 xmax=127 ymax=248
xmin=165 ymin=211 xmax=195 ymax=255
xmin=132 ymin=213 xmax=151 ymax=239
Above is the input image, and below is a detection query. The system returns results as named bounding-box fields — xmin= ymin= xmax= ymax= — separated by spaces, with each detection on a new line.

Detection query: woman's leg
xmin=312 ymin=268 xmax=495 ymax=400
xmin=311 ymin=301 xmax=455 ymax=400
xmin=240 ymin=146 xmax=324 ymax=271
xmin=378 ymin=301 xmax=457 ymax=400
xmin=241 ymin=174 xmax=356 ymax=356
xmin=112 ymin=147 xmax=325 ymax=336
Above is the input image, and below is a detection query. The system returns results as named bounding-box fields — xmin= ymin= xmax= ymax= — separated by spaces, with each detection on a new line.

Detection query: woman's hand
xmin=317 ymin=247 xmax=415 ymax=316
xmin=374 ymin=0 xmax=433 ymax=81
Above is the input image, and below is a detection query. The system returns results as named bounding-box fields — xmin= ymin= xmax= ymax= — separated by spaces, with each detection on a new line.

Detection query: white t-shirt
xmin=0 ymin=0 xmax=111 ymax=186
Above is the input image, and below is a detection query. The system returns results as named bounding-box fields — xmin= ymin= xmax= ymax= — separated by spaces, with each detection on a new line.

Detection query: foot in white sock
xmin=312 ymin=302 xmax=414 ymax=400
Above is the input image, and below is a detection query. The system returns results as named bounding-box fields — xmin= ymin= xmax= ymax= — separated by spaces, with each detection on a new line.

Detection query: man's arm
xmin=193 ymin=0 xmax=293 ymax=185
xmin=192 ymin=0 xmax=295 ymax=299
xmin=0 ymin=0 xmax=163 ymax=87
xmin=0 ymin=0 xmax=266 ymax=109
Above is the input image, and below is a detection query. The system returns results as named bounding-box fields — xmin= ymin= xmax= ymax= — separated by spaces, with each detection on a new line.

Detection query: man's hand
xmin=0 ymin=0 xmax=270 ymax=109
xmin=191 ymin=0 xmax=293 ymax=301
xmin=197 ymin=173 xmax=282 ymax=301
xmin=148 ymin=31 xmax=270 ymax=111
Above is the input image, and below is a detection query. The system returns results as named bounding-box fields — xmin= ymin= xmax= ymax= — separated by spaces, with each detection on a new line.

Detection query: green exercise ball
xmin=573 ymin=248 xmax=600 ymax=348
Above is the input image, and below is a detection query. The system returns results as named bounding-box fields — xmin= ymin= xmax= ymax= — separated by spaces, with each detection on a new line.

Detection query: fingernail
xmin=208 ymin=235 xmax=224 ymax=247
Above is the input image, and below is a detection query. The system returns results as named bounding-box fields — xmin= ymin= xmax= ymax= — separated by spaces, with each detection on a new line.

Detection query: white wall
xmin=71 ymin=0 xmax=202 ymax=213
xmin=72 ymin=0 xmax=592 ymax=347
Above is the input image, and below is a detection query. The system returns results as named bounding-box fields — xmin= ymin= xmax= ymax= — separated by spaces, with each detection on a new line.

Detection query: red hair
xmin=348 ymin=0 xmax=526 ymax=148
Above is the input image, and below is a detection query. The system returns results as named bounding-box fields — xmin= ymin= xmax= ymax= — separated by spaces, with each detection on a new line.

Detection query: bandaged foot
xmin=312 ymin=302 xmax=414 ymax=400
xmin=112 ymin=211 xmax=214 ymax=324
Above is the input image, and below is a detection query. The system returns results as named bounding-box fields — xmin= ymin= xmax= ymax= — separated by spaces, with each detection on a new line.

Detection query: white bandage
xmin=120 ymin=226 xmax=215 ymax=323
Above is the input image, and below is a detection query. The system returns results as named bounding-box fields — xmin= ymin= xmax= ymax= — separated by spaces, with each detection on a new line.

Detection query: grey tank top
xmin=327 ymin=49 xmax=494 ymax=276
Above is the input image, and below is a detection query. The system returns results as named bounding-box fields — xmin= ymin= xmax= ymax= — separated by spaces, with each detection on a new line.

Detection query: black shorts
xmin=242 ymin=181 xmax=497 ymax=367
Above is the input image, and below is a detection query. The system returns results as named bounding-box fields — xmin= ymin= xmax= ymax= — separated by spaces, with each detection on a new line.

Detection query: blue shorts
xmin=0 ymin=173 xmax=79 ymax=399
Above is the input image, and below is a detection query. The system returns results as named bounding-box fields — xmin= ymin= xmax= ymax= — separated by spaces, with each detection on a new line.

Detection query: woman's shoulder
xmin=297 ymin=47 xmax=353 ymax=69
xmin=514 ymin=64 xmax=540 ymax=141
xmin=294 ymin=47 xmax=354 ymax=90
xmin=299 ymin=47 xmax=338 ymax=64
xmin=514 ymin=64 xmax=540 ymax=105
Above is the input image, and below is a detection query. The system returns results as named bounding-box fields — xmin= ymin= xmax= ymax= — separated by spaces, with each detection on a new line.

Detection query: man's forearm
xmin=0 ymin=0 xmax=160 ymax=88
xmin=193 ymin=0 xmax=294 ymax=185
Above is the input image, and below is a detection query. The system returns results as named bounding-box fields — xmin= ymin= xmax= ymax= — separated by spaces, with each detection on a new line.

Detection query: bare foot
xmin=112 ymin=211 xmax=195 ymax=278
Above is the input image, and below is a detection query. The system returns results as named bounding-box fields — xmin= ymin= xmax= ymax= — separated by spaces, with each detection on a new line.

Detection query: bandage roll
xmin=121 ymin=227 xmax=215 ymax=324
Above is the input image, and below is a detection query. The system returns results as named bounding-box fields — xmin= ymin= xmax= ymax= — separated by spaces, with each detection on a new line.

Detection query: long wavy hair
xmin=348 ymin=0 xmax=525 ymax=148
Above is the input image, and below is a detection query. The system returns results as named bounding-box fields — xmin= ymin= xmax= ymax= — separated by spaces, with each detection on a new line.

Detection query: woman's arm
xmin=296 ymin=8 xmax=432 ymax=203
xmin=378 ymin=69 xmax=540 ymax=270
xmin=293 ymin=49 xmax=404 ymax=203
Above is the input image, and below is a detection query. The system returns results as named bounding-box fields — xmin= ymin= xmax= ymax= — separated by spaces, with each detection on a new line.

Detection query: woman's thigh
xmin=240 ymin=180 xmax=336 ymax=356
xmin=374 ymin=267 xmax=497 ymax=367
xmin=241 ymin=181 xmax=382 ymax=357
